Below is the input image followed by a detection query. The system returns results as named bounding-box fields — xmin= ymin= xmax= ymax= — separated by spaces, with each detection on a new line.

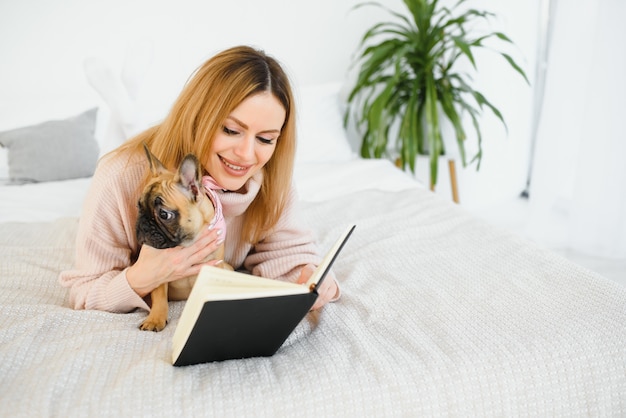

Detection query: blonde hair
xmin=116 ymin=45 xmax=296 ymax=244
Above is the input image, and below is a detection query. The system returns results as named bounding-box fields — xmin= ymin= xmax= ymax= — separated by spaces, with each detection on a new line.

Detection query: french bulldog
xmin=136 ymin=144 xmax=231 ymax=331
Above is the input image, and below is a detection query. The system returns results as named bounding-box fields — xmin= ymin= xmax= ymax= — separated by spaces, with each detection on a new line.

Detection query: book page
xmin=201 ymin=285 xmax=309 ymax=300
xmin=198 ymin=267 xmax=304 ymax=290
xmin=193 ymin=267 xmax=312 ymax=301
xmin=305 ymin=224 xmax=356 ymax=290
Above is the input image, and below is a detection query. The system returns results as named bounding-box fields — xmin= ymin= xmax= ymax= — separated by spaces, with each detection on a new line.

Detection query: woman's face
xmin=206 ymin=92 xmax=286 ymax=191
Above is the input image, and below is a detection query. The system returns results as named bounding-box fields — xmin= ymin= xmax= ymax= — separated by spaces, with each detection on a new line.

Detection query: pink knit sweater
xmin=59 ymin=150 xmax=326 ymax=313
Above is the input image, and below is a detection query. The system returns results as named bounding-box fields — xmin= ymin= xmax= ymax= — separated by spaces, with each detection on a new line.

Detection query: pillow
xmin=295 ymin=82 xmax=355 ymax=163
xmin=0 ymin=108 xmax=99 ymax=184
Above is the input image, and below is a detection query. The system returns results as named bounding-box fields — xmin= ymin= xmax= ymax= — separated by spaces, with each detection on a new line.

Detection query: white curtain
xmin=527 ymin=0 xmax=626 ymax=259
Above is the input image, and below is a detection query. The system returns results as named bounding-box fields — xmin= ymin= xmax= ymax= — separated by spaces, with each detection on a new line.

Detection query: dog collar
xmin=201 ymin=176 xmax=227 ymax=235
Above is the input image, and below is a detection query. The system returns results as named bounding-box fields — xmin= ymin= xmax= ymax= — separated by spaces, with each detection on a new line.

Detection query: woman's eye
xmin=159 ymin=208 xmax=175 ymax=221
xmin=223 ymin=126 xmax=238 ymax=135
xmin=257 ymin=136 xmax=275 ymax=145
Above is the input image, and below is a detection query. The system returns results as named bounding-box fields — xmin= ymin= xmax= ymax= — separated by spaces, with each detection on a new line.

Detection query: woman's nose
xmin=233 ymin=134 xmax=255 ymax=159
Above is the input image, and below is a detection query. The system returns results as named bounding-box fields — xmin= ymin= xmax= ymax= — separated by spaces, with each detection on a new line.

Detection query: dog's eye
xmin=159 ymin=208 xmax=175 ymax=221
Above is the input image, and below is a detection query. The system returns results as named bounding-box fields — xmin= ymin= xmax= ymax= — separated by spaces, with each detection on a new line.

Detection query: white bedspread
xmin=0 ymin=159 xmax=418 ymax=222
xmin=0 ymin=178 xmax=91 ymax=222
xmin=1 ymin=183 xmax=625 ymax=416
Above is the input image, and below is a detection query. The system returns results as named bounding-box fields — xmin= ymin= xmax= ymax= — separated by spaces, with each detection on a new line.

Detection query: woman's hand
xmin=296 ymin=264 xmax=339 ymax=310
xmin=126 ymin=227 xmax=225 ymax=297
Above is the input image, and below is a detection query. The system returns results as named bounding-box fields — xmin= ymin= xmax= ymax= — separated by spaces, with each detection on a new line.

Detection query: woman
xmin=59 ymin=46 xmax=339 ymax=314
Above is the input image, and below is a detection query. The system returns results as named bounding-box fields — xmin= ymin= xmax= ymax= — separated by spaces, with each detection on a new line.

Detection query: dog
xmin=136 ymin=144 xmax=231 ymax=331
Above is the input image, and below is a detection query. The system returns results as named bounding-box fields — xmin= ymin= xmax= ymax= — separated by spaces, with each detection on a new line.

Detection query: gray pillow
xmin=0 ymin=108 xmax=100 ymax=184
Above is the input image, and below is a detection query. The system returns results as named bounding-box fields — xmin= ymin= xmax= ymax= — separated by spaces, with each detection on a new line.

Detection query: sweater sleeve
xmin=242 ymin=186 xmax=342 ymax=302
xmin=59 ymin=153 xmax=150 ymax=313
xmin=243 ymin=187 xmax=325 ymax=283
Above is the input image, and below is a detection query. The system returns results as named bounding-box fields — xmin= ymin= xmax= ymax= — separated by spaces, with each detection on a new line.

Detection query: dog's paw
xmin=139 ymin=317 xmax=168 ymax=332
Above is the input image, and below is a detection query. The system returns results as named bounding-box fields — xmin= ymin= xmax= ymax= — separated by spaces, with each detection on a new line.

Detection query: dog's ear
xmin=178 ymin=154 xmax=202 ymax=198
xmin=142 ymin=143 xmax=167 ymax=176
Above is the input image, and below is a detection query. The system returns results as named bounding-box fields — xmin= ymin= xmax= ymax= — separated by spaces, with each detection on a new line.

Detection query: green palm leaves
xmin=345 ymin=0 xmax=528 ymax=187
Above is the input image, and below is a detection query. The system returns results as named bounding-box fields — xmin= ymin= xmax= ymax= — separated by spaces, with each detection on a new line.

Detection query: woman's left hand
xmin=296 ymin=264 xmax=339 ymax=310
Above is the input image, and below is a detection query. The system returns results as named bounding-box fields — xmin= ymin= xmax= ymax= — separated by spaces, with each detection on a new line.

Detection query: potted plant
xmin=344 ymin=0 xmax=529 ymax=190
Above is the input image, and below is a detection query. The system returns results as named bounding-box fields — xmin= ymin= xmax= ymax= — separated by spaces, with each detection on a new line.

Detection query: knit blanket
xmin=1 ymin=187 xmax=625 ymax=416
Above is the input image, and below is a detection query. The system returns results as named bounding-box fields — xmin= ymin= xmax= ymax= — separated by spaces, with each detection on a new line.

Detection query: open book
xmin=171 ymin=224 xmax=356 ymax=366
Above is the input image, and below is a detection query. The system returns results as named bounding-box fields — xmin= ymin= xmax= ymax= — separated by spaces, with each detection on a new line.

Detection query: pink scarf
xmin=201 ymin=176 xmax=226 ymax=234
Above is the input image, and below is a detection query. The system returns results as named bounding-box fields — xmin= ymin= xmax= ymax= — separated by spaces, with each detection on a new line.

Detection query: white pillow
xmin=295 ymin=82 xmax=355 ymax=163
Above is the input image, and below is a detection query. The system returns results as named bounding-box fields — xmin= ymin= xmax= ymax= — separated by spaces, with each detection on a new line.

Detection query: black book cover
xmin=171 ymin=225 xmax=355 ymax=366
xmin=173 ymin=292 xmax=318 ymax=366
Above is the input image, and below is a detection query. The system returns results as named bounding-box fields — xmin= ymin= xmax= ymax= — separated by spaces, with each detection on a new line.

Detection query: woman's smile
xmin=206 ymin=92 xmax=286 ymax=191
xmin=219 ymin=155 xmax=251 ymax=175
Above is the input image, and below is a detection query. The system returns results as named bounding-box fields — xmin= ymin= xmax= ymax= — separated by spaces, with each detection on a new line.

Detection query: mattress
xmin=1 ymin=159 xmax=625 ymax=416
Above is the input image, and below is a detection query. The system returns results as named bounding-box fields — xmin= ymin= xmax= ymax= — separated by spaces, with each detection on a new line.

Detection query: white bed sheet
xmin=0 ymin=178 xmax=91 ymax=222
xmin=0 ymin=159 xmax=420 ymax=223
xmin=294 ymin=158 xmax=422 ymax=202
xmin=1 ymin=158 xmax=625 ymax=416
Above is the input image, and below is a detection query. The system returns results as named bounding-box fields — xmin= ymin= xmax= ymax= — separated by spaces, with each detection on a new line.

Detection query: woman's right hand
xmin=126 ymin=227 xmax=225 ymax=297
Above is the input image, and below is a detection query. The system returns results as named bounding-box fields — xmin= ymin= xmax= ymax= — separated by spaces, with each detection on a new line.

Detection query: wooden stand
xmin=428 ymin=159 xmax=460 ymax=204
xmin=448 ymin=159 xmax=460 ymax=204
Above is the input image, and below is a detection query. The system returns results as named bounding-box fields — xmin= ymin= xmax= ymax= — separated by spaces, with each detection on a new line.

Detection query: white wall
xmin=0 ymin=0 xmax=538 ymax=209
xmin=0 ymin=0 xmax=381 ymax=125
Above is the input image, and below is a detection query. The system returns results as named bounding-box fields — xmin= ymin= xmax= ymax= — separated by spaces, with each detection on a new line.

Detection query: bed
xmin=1 ymin=82 xmax=625 ymax=417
